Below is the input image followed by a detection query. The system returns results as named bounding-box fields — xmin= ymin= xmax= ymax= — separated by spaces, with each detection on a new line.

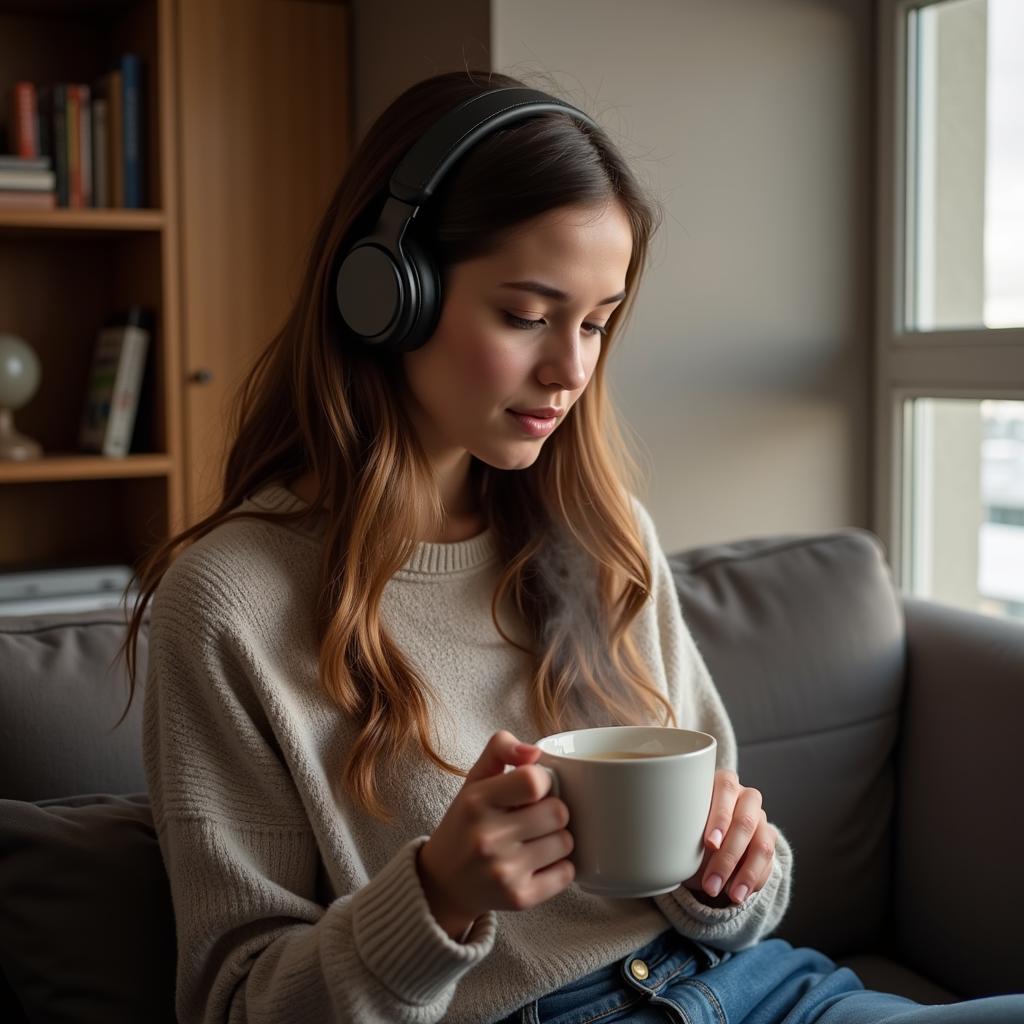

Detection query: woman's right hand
xmin=416 ymin=730 xmax=575 ymax=941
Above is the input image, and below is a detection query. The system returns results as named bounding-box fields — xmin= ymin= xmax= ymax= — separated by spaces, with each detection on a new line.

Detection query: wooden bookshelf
xmin=0 ymin=0 xmax=350 ymax=575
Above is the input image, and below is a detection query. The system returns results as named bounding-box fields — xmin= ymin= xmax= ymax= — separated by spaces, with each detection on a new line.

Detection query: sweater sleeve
xmin=142 ymin=556 xmax=497 ymax=1024
xmin=630 ymin=498 xmax=793 ymax=951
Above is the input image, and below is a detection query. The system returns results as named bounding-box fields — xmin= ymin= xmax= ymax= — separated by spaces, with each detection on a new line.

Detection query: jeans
xmin=495 ymin=928 xmax=1024 ymax=1024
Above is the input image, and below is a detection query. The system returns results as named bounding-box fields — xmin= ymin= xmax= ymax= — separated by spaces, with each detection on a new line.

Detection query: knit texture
xmin=142 ymin=483 xmax=793 ymax=1023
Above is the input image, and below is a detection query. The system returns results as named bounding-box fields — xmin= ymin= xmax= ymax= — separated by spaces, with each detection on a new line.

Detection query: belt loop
xmin=689 ymin=938 xmax=723 ymax=971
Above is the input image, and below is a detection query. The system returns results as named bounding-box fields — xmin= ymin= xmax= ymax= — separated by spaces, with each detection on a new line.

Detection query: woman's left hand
xmin=681 ymin=769 xmax=776 ymax=906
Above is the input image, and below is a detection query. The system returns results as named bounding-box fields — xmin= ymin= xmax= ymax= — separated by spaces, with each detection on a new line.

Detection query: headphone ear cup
xmin=335 ymin=240 xmax=407 ymax=346
xmin=395 ymin=230 xmax=442 ymax=353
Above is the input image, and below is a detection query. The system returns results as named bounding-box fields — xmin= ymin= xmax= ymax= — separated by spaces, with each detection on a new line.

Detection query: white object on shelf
xmin=0 ymin=588 xmax=139 ymax=617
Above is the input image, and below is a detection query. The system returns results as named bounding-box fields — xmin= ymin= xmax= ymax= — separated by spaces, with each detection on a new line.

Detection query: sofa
xmin=1 ymin=526 xmax=1022 ymax=1022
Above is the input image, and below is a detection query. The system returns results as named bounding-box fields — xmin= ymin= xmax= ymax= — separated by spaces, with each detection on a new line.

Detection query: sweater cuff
xmin=652 ymin=826 xmax=793 ymax=951
xmin=350 ymin=835 xmax=497 ymax=1006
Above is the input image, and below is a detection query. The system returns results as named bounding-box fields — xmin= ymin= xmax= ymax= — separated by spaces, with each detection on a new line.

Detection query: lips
xmin=509 ymin=407 xmax=562 ymax=418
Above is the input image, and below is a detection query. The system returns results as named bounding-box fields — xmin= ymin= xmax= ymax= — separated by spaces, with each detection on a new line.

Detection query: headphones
xmin=333 ymin=87 xmax=599 ymax=354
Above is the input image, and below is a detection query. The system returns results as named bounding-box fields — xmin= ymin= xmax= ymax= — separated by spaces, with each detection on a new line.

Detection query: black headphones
xmin=333 ymin=87 xmax=599 ymax=354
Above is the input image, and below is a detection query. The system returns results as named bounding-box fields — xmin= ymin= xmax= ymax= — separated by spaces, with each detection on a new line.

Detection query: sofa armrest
xmin=895 ymin=596 xmax=1024 ymax=998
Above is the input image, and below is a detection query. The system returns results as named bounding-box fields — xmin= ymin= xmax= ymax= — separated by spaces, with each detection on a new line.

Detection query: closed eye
xmin=503 ymin=312 xmax=607 ymax=338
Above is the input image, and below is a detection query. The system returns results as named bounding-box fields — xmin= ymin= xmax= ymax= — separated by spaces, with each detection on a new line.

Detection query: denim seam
xmin=651 ymin=956 xmax=697 ymax=991
xmin=576 ymin=992 xmax=647 ymax=1024
xmin=683 ymin=977 xmax=727 ymax=1024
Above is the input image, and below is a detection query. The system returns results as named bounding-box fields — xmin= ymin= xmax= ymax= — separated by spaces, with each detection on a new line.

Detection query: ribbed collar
xmin=244 ymin=483 xmax=498 ymax=576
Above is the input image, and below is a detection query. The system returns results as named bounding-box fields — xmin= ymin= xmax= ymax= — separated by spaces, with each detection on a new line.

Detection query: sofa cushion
xmin=0 ymin=792 xmax=176 ymax=1023
xmin=668 ymin=529 xmax=905 ymax=958
xmin=0 ymin=609 xmax=150 ymax=801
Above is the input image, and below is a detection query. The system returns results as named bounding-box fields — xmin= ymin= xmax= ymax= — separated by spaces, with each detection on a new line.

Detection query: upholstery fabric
xmin=668 ymin=529 xmax=906 ymax=957
xmin=0 ymin=792 xmax=176 ymax=1023
xmin=0 ymin=609 xmax=148 ymax=801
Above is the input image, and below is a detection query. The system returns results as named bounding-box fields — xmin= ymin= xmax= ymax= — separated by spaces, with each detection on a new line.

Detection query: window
xmin=876 ymin=0 xmax=1024 ymax=620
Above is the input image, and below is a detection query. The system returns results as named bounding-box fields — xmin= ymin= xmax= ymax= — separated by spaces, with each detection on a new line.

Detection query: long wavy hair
xmin=117 ymin=69 xmax=676 ymax=821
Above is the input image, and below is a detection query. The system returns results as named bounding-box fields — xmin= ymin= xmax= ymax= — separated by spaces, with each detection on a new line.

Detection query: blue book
xmin=121 ymin=54 xmax=144 ymax=208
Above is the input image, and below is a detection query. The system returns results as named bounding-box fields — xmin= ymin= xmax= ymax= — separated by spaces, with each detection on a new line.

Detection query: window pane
xmin=907 ymin=0 xmax=1024 ymax=331
xmin=907 ymin=398 xmax=1024 ymax=620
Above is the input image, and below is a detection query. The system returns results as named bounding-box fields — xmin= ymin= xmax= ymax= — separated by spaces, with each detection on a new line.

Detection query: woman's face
xmin=401 ymin=201 xmax=633 ymax=483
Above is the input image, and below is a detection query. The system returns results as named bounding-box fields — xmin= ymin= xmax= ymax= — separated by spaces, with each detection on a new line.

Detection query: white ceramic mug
xmin=535 ymin=725 xmax=717 ymax=898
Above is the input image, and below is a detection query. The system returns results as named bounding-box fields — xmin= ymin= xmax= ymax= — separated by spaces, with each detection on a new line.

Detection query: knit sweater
xmin=142 ymin=483 xmax=793 ymax=1024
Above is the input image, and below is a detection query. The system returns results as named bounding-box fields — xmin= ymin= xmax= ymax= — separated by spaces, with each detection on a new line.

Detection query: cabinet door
xmin=177 ymin=0 xmax=350 ymax=523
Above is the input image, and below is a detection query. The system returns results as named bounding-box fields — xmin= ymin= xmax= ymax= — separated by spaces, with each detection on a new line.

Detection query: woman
xmin=120 ymin=70 xmax=1022 ymax=1023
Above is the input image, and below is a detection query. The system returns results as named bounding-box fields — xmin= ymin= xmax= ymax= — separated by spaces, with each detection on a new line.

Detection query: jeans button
xmin=629 ymin=958 xmax=650 ymax=981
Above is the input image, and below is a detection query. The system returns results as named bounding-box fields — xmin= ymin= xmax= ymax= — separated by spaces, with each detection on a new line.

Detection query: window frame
xmin=874 ymin=0 xmax=1024 ymax=587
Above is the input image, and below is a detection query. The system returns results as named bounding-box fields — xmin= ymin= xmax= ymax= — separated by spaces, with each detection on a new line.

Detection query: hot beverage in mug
xmin=535 ymin=725 xmax=717 ymax=898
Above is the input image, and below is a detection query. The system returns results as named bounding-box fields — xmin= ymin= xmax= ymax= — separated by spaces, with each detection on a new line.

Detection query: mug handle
xmin=538 ymin=763 xmax=561 ymax=800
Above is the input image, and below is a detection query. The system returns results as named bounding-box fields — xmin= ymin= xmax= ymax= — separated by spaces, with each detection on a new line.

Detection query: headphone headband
xmin=334 ymin=86 xmax=599 ymax=353
xmin=390 ymin=87 xmax=599 ymax=205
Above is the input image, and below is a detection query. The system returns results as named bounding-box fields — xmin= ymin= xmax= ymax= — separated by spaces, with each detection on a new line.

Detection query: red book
xmin=67 ymin=84 xmax=81 ymax=207
xmin=9 ymin=82 xmax=39 ymax=157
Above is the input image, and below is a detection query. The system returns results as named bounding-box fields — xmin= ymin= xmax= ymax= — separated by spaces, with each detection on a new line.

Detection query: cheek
xmin=459 ymin=338 xmax=521 ymax=392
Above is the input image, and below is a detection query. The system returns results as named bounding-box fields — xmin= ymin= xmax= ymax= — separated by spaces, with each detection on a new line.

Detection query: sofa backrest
xmin=1 ymin=529 xmax=907 ymax=962
xmin=0 ymin=609 xmax=150 ymax=802
xmin=668 ymin=528 xmax=906 ymax=959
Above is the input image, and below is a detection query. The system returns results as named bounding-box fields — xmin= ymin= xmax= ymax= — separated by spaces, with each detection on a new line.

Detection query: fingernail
xmin=708 ymin=828 xmax=723 ymax=848
xmin=733 ymin=883 xmax=749 ymax=903
xmin=514 ymin=743 xmax=536 ymax=754
xmin=705 ymin=873 xmax=723 ymax=897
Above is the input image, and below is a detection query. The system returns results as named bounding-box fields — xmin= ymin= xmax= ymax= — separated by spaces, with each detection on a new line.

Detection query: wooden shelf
xmin=0 ymin=453 xmax=172 ymax=483
xmin=0 ymin=208 xmax=166 ymax=234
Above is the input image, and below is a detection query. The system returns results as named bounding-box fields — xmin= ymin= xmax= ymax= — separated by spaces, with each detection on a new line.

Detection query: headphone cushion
xmin=397 ymin=230 xmax=442 ymax=352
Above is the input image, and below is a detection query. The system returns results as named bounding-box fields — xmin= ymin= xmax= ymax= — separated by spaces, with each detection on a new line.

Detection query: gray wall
xmin=350 ymin=0 xmax=873 ymax=554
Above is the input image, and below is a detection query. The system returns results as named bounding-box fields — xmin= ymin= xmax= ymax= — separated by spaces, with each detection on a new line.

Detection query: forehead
xmin=478 ymin=203 xmax=633 ymax=296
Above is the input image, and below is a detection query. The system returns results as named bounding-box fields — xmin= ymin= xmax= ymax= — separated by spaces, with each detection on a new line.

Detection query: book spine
xmin=10 ymin=82 xmax=39 ymax=158
xmin=106 ymin=70 xmax=124 ymax=208
xmin=37 ymin=85 xmax=52 ymax=167
xmin=67 ymin=84 xmax=81 ymax=207
xmin=79 ymin=84 xmax=93 ymax=207
xmin=121 ymin=55 xmax=143 ymax=208
xmin=103 ymin=326 xmax=149 ymax=457
xmin=92 ymin=97 xmax=108 ymax=208
xmin=52 ymin=84 xmax=68 ymax=207
xmin=0 ymin=191 xmax=56 ymax=210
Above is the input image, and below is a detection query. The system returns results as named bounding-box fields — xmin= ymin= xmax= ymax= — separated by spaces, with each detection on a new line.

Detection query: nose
xmin=538 ymin=327 xmax=589 ymax=392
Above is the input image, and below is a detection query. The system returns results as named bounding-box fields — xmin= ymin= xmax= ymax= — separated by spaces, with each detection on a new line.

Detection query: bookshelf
xmin=0 ymin=0 xmax=351 ymax=573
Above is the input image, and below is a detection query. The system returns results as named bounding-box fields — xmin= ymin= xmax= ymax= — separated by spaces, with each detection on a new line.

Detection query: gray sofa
xmin=1 ymin=527 xmax=1022 ymax=1021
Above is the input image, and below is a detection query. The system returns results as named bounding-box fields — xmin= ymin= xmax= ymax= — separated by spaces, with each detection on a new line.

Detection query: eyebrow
xmin=499 ymin=280 xmax=627 ymax=307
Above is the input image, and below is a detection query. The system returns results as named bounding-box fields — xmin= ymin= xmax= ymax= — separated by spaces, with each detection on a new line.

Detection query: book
xmin=121 ymin=55 xmax=143 ymax=208
xmin=8 ymin=81 xmax=39 ymax=158
xmin=0 ymin=163 xmax=55 ymax=191
xmin=95 ymin=68 xmax=124 ymax=207
xmin=0 ymin=190 xmax=56 ymax=210
xmin=79 ymin=306 xmax=152 ymax=457
xmin=92 ymin=96 xmax=108 ymax=208
xmin=78 ymin=83 xmax=93 ymax=207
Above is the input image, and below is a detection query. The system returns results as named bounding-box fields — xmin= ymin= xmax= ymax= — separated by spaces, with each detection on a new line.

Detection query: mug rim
xmin=536 ymin=725 xmax=717 ymax=763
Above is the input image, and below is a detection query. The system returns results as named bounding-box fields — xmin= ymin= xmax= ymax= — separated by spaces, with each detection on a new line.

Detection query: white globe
xmin=0 ymin=333 xmax=42 ymax=410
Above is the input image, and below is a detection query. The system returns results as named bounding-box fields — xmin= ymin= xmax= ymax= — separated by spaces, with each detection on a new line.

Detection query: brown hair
xmin=117 ymin=69 xmax=675 ymax=820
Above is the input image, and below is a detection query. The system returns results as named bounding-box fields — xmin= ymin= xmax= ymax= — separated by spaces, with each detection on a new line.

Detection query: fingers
xmin=726 ymin=816 xmax=777 ymax=902
xmin=465 ymin=731 xmax=539 ymax=784
xmin=702 ymin=785 xmax=765 ymax=900
xmin=703 ymin=769 xmax=740 ymax=850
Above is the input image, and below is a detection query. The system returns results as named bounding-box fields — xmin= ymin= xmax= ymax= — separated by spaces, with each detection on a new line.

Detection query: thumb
xmin=465 ymin=730 xmax=539 ymax=784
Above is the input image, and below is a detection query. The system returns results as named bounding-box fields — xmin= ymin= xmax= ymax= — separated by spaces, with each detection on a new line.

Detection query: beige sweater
xmin=143 ymin=483 xmax=792 ymax=1024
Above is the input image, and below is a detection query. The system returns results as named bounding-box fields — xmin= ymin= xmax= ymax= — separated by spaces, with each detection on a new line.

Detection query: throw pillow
xmin=0 ymin=792 xmax=176 ymax=1023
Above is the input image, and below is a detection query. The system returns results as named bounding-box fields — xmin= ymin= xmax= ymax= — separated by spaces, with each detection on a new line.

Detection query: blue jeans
xmin=495 ymin=928 xmax=1024 ymax=1023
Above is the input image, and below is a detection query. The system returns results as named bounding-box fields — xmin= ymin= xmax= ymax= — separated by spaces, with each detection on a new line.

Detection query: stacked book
xmin=2 ymin=54 xmax=145 ymax=210
xmin=0 ymin=154 xmax=56 ymax=210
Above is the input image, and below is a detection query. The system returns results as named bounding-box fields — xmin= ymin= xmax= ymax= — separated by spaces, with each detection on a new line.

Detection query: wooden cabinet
xmin=0 ymin=0 xmax=350 ymax=569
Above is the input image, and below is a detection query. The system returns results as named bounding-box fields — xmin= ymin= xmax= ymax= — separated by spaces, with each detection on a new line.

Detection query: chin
xmin=475 ymin=443 xmax=544 ymax=471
